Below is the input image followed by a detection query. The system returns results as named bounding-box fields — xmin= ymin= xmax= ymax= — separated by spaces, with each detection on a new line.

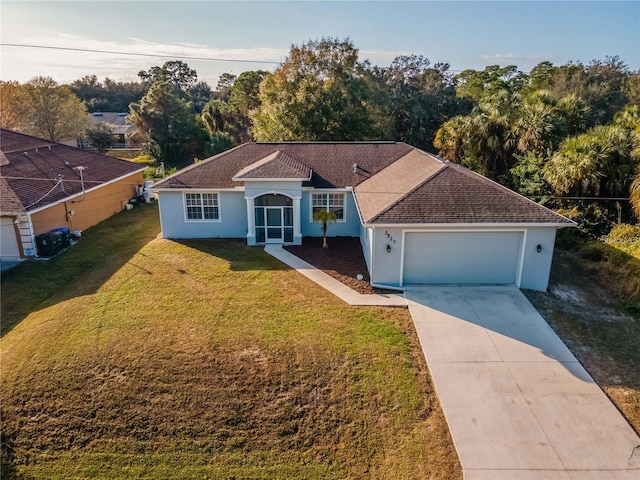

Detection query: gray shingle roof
xmin=1 ymin=128 xmax=145 ymax=213
xmin=154 ymin=142 xmax=414 ymax=189
xmin=233 ymin=150 xmax=311 ymax=180
xmin=370 ymin=162 xmax=574 ymax=224
xmin=354 ymin=149 xmax=445 ymax=222
xmin=153 ymin=141 xmax=574 ymax=226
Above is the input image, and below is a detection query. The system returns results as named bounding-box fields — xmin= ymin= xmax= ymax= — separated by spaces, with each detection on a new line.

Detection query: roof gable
xmin=1 ymin=128 xmax=145 ymax=213
xmin=232 ymin=150 xmax=311 ymax=181
xmin=370 ymin=162 xmax=575 ymax=225
xmin=354 ymin=149 xmax=445 ymax=223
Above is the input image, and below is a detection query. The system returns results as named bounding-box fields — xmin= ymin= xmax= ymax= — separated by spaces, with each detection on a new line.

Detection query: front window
xmin=185 ymin=193 xmax=219 ymax=221
xmin=312 ymin=192 xmax=344 ymax=221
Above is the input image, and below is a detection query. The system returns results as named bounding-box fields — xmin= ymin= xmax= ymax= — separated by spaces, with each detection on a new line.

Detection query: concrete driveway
xmin=406 ymin=285 xmax=640 ymax=480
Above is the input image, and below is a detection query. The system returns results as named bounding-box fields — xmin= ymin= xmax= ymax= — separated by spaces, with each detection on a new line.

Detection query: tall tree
xmin=129 ymin=81 xmax=208 ymax=166
xmin=188 ymin=81 xmax=213 ymax=113
xmin=138 ymin=60 xmax=198 ymax=93
xmin=70 ymin=75 xmax=146 ymax=112
xmin=0 ymin=80 xmax=23 ymax=129
xmin=370 ymin=56 xmax=467 ymax=150
xmin=455 ymin=65 xmax=525 ymax=103
xmin=6 ymin=77 xmax=88 ymax=141
xmin=252 ymin=38 xmax=376 ymax=141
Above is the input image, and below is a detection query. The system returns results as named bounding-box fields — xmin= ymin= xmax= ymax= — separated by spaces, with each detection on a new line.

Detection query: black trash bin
xmin=35 ymin=232 xmax=57 ymax=257
xmin=51 ymin=227 xmax=71 ymax=248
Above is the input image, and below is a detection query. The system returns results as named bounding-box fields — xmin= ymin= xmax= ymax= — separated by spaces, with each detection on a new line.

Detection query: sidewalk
xmin=263 ymin=245 xmax=407 ymax=307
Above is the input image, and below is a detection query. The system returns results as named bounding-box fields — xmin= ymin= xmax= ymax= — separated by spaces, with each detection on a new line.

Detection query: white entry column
xmin=245 ymin=197 xmax=256 ymax=245
xmin=293 ymin=196 xmax=302 ymax=245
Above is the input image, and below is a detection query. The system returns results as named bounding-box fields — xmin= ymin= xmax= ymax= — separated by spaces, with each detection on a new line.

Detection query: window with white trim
xmin=312 ymin=192 xmax=345 ymax=221
xmin=185 ymin=193 xmax=219 ymax=221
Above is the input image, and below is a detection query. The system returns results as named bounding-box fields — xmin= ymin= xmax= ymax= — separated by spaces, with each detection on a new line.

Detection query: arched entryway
xmin=254 ymin=194 xmax=294 ymax=243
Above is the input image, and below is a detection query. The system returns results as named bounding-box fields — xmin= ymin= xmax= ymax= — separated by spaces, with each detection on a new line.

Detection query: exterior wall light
xmin=386 ymin=244 xmax=392 ymax=253
xmin=536 ymin=244 xmax=542 ymax=253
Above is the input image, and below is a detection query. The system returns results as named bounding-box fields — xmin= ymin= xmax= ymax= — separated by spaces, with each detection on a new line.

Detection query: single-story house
xmin=153 ymin=142 xmax=575 ymax=291
xmin=1 ymin=128 xmax=146 ymax=260
xmin=72 ymin=112 xmax=139 ymax=150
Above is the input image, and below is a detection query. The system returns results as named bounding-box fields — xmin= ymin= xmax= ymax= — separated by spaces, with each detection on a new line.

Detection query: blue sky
xmin=1 ymin=1 xmax=638 ymax=86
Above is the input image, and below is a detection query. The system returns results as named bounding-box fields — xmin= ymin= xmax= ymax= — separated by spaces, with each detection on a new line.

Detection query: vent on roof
xmin=117 ymin=113 xmax=127 ymax=116
xmin=92 ymin=113 xmax=103 ymax=117
xmin=23 ymin=152 xmax=28 ymax=156
xmin=353 ymin=163 xmax=358 ymax=173
xmin=35 ymin=148 xmax=39 ymax=153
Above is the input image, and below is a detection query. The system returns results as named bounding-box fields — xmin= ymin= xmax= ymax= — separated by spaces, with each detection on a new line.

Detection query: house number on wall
xmin=384 ymin=230 xmax=397 ymax=244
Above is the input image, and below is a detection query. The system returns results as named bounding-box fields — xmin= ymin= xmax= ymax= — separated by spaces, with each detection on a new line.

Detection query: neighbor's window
xmin=185 ymin=193 xmax=219 ymax=221
xmin=312 ymin=192 xmax=345 ymax=221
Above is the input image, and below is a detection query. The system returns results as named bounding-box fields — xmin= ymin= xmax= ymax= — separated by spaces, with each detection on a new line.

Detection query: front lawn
xmin=1 ymin=205 xmax=460 ymax=479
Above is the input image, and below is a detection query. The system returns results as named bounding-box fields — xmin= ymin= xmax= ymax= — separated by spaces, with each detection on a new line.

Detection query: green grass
xmin=1 ymin=208 xmax=459 ymax=479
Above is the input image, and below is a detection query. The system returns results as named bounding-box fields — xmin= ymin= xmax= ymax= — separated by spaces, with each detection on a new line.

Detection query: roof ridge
xmin=273 ymin=150 xmax=311 ymax=176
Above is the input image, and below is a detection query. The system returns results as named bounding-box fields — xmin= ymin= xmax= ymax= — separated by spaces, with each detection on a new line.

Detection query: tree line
xmin=1 ymin=38 xmax=639 ymax=226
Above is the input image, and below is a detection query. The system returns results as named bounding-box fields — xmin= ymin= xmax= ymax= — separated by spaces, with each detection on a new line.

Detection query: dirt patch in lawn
xmin=524 ymin=247 xmax=640 ymax=434
xmin=285 ymin=237 xmax=395 ymax=295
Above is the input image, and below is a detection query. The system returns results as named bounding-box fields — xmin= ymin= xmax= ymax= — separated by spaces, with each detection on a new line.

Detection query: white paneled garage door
xmin=403 ymin=231 xmax=523 ymax=285
xmin=1 ymin=217 xmax=21 ymax=259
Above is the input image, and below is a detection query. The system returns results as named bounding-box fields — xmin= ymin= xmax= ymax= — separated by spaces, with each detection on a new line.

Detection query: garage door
xmin=403 ymin=231 xmax=523 ymax=285
xmin=1 ymin=217 xmax=21 ymax=259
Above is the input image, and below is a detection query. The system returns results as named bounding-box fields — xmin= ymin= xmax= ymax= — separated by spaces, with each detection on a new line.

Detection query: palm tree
xmin=313 ymin=209 xmax=337 ymax=248
xmin=631 ymin=168 xmax=640 ymax=219
xmin=434 ymin=116 xmax=466 ymax=163
xmin=516 ymin=90 xmax=556 ymax=154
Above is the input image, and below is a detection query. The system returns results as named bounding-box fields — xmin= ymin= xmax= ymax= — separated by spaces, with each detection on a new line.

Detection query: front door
xmin=254 ymin=194 xmax=295 ymax=244
xmin=265 ymin=207 xmax=283 ymax=243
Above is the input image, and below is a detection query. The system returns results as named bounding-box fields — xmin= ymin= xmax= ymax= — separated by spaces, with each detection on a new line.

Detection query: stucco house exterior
xmin=153 ymin=142 xmax=575 ymax=291
xmin=1 ymin=128 xmax=146 ymax=260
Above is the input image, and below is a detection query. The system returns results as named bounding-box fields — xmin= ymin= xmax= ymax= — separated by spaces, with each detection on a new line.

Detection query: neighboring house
xmin=153 ymin=142 xmax=575 ymax=291
xmin=0 ymin=128 xmax=146 ymax=260
xmin=75 ymin=112 xmax=138 ymax=149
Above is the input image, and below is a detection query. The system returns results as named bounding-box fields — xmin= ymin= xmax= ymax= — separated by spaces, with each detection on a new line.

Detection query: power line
xmin=0 ymin=43 xmax=282 ymax=65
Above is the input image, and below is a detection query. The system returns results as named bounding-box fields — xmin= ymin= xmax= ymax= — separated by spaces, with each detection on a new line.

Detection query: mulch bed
xmin=285 ymin=237 xmax=394 ymax=295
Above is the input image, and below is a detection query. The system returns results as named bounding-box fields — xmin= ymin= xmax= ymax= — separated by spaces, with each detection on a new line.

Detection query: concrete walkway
xmin=264 ymin=245 xmax=407 ymax=307
xmin=406 ymin=285 xmax=640 ymax=480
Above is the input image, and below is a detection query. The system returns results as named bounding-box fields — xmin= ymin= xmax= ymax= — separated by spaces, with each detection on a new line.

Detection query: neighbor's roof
xmin=88 ymin=112 xmax=136 ymax=136
xmin=153 ymin=141 xmax=574 ymax=226
xmin=233 ymin=150 xmax=311 ymax=181
xmin=0 ymin=128 xmax=145 ymax=214
xmin=88 ymin=112 xmax=130 ymax=126
xmin=154 ymin=142 xmax=414 ymax=189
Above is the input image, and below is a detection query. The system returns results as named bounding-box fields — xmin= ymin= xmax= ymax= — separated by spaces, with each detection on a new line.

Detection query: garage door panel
xmin=1 ymin=217 xmax=21 ymax=258
xmin=403 ymin=232 xmax=522 ymax=285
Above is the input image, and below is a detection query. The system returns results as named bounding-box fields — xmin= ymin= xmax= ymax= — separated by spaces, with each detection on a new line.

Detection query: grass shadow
xmin=1 ymin=203 xmax=160 ymax=338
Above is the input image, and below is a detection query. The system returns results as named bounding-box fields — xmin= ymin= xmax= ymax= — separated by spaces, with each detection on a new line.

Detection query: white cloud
xmin=1 ymin=33 xmax=289 ymax=84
